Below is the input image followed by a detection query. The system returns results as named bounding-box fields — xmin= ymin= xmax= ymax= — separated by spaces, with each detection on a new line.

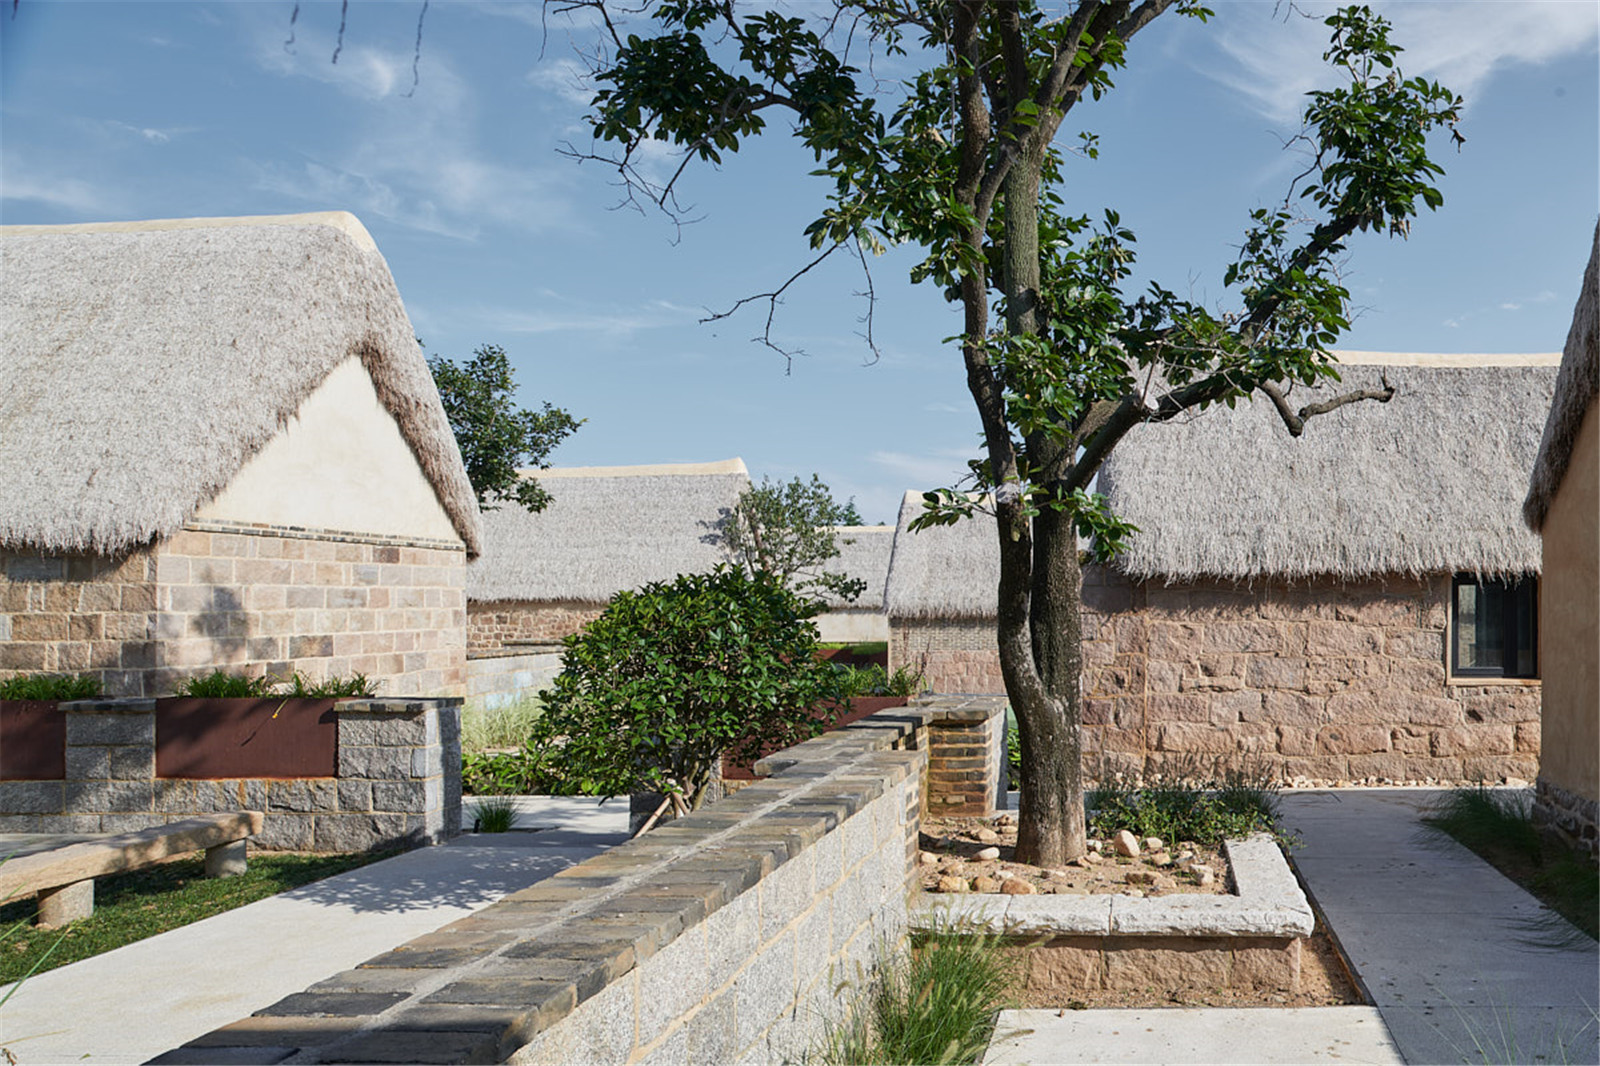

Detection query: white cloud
xmin=463 ymin=297 xmax=700 ymax=337
xmin=868 ymin=448 xmax=974 ymax=490
xmin=526 ymin=57 xmax=596 ymax=108
xmin=1200 ymin=1 xmax=1599 ymax=125
xmin=0 ymin=162 xmax=116 ymax=214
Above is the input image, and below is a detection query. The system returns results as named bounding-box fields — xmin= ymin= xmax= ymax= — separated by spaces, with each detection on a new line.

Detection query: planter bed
xmin=911 ymin=834 xmax=1316 ymax=996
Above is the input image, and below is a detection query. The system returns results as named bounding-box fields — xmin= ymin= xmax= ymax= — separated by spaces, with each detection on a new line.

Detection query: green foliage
xmin=529 ymin=565 xmax=843 ymax=809
xmin=173 ymin=671 xmax=275 ymax=699
xmin=1425 ymin=786 xmax=1598 ymax=941
xmin=469 ymin=796 xmax=518 ymax=833
xmin=1088 ymin=765 xmax=1281 ymax=847
xmin=0 ymin=673 xmax=102 ymax=701
xmin=461 ymin=696 xmax=544 ymax=755
xmin=461 ymin=745 xmax=580 ymax=796
xmin=0 ymin=849 xmax=397 ymax=983
xmin=427 ymin=343 xmax=582 ymax=513
xmin=832 ymin=662 xmax=928 ymax=699
xmin=815 ymin=919 xmax=1024 ymax=1065
xmin=721 ymin=474 xmax=867 ymax=603
xmin=280 ymin=672 xmax=377 ymax=698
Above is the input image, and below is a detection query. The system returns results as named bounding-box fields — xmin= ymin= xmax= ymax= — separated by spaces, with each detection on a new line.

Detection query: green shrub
xmin=0 ymin=674 xmax=103 ymax=701
xmin=1088 ymin=764 xmax=1280 ymax=847
xmin=280 ymin=672 xmax=378 ymax=699
xmin=172 ymin=671 xmax=275 ymax=698
xmin=468 ymin=796 xmax=518 ymax=833
xmin=461 ymin=745 xmax=579 ymax=796
xmin=529 ymin=565 xmax=843 ymax=810
xmin=831 ymin=662 xmax=927 ymax=700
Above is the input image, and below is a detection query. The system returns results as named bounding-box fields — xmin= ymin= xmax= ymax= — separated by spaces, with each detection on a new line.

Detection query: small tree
xmin=428 ymin=343 xmax=582 ymax=513
xmin=722 ymin=474 xmax=868 ymax=603
xmin=529 ymin=565 xmax=844 ymax=810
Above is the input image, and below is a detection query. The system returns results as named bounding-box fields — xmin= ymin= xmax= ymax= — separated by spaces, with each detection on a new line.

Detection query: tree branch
xmin=700 ymin=241 xmax=846 ymax=373
xmin=1259 ymin=374 xmax=1395 ymax=436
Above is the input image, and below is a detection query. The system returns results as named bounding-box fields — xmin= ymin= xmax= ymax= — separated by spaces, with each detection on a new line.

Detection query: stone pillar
xmin=914 ymin=694 xmax=1008 ymax=816
xmin=327 ymin=698 xmax=463 ymax=851
xmin=60 ymin=698 xmax=159 ymax=833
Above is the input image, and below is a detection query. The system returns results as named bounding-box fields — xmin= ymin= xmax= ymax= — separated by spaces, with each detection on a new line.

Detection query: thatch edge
xmin=1524 ymin=221 xmax=1600 ymax=531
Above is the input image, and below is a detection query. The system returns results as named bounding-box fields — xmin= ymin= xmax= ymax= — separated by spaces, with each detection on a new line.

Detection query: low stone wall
xmin=914 ymin=835 xmax=1314 ymax=995
xmin=468 ymin=601 xmax=604 ymax=653
xmin=0 ymin=697 xmax=461 ymax=851
xmin=915 ymin=694 xmax=1008 ymax=816
xmin=157 ymin=708 xmax=929 ymax=1065
xmin=1534 ymin=777 xmax=1599 ymax=857
xmin=466 ymin=649 xmax=562 ymax=711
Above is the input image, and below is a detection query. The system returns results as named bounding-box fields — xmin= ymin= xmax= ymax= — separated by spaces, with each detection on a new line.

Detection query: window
xmin=1451 ymin=574 xmax=1537 ymax=679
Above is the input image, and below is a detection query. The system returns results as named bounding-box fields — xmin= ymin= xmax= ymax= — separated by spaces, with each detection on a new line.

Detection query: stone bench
xmin=0 ymin=811 xmax=265 ymax=929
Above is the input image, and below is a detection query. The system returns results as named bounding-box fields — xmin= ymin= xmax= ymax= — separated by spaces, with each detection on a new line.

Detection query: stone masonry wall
xmin=918 ymin=694 xmax=1008 ymax=816
xmin=467 ymin=601 xmax=605 ymax=653
xmin=1 ymin=524 xmax=467 ymax=699
xmin=157 ymin=707 xmax=929 ymax=1066
xmin=892 ymin=569 xmax=1540 ymax=785
xmin=0 ymin=698 xmax=461 ymax=851
xmin=890 ymin=618 xmax=1007 ymax=694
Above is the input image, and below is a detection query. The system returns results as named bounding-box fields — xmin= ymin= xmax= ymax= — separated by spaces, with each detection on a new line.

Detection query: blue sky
xmin=3 ymin=1 xmax=1596 ymax=524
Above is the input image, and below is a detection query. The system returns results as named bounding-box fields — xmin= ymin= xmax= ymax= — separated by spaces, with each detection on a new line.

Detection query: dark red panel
xmin=0 ymin=701 xmax=67 ymax=780
xmin=155 ymin=698 xmax=337 ymax=779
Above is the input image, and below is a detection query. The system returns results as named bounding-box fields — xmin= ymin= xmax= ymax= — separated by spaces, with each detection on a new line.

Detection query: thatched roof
xmin=820 ymin=526 xmax=895 ymax=609
xmin=883 ymin=355 xmax=1558 ymax=618
xmin=1525 ymin=221 xmax=1600 ymax=531
xmin=0 ymin=213 xmax=482 ymax=556
xmin=1102 ymin=355 xmax=1557 ymax=582
xmin=884 ymin=492 xmax=999 ymax=619
xmin=468 ymin=459 xmax=751 ymax=603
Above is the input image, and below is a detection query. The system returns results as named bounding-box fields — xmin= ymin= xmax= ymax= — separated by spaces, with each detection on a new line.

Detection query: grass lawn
xmin=1424 ymin=787 xmax=1598 ymax=941
xmin=0 ymin=849 xmax=398 ymax=984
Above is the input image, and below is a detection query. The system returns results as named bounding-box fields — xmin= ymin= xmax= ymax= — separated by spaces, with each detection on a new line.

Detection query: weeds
xmin=280 ymin=672 xmax=378 ymax=699
xmin=469 ymin=796 xmax=518 ymax=833
xmin=461 ymin=695 xmax=545 ymax=754
xmin=1424 ymin=785 xmax=1598 ymax=941
xmin=830 ymin=663 xmax=928 ymax=700
xmin=813 ymin=919 xmax=1023 ymax=1065
xmin=172 ymin=671 xmax=275 ymax=698
xmin=1088 ymin=761 xmax=1282 ymax=847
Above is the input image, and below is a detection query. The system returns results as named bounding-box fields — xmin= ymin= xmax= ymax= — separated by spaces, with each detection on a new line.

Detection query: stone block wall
xmin=1534 ymin=778 xmax=1598 ymax=857
xmin=466 ymin=649 xmax=563 ymax=711
xmin=917 ymin=694 xmax=1008 ymax=815
xmin=158 ymin=707 xmax=929 ymax=1065
xmin=890 ymin=618 xmax=1006 ymax=694
xmin=0 ymin=697 xmax=462 ymax=851
xmin=1 ymin=523 xmax=467 ymax=699
xmin=892 ymin=568 xmax=1540 ymax=785
xmin=467 ymin=600 xmax=605 ymax=653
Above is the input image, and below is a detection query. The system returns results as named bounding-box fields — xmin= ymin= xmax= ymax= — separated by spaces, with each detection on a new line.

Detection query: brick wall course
xmin=2 ymin=523 xmax=466 ymax=698
xmin=467 ymin=601 xmax=606 ymax=652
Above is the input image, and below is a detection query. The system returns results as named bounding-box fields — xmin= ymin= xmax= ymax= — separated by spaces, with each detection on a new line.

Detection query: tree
xmin=529 ymin=565 xmax=844 ymax=810
xmin=428 ymin=344 xmax=583 ymax=512
xmin=561 ymin=0 xmax=1461 ymax=866
xmin=722 ymin=474 xmax=868 ymax=603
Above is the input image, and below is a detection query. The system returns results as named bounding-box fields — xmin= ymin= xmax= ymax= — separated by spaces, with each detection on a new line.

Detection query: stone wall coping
xmin=909 ymin=694 xmax=1009 ymax=723
xmin=465 ymin=647 xmax=563 ymax=661
xmin=908 ymin=833 xmax=1313 ymax=939
xmin=751 ymin=709 xmax=927 ymax=776
xmin=160 ymin=706 xmax=927 ymax=1064
xmin=57 ymin=699 xmax=157 ymax=714
xmin=334 ymin=698 xmax=464 ymax=714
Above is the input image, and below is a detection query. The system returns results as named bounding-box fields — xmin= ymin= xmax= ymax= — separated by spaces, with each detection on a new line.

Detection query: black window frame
xmin=1450 ymin=573 xmax=1538 ymax=680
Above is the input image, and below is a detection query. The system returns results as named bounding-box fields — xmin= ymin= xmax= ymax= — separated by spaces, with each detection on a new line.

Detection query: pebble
xmin=1143 ymin=837 xmax=1164 ymax=853
xmin=994 ymin=814 xmax=1015 ymax=827
xmin=1150 ymin=852 xmax=1173 ymax=867
xmin=1084 ymin=851 xmax=1103 ymax=865
xmin=972 ymin=876 xmax=1002 ymax=893
xmin=1122 ymin=889 xmax=1145 ymax=899
xmin=935 ymin=875 xmax=968 ymax=893
xmin=918 ymin=851 xmax=939 ymax=866
xmin=1000 ymin=877 xmax=1036 ymax=895
xmin=1191 ymin=864 xmax=1215 ymax=887
xmin=975 ymin=828 xmax=1001 ymax=844
xmin=975 ymin=846 xmax=1001 ymax=861
xmin=1124 ymin=870 xmax=1157 ymax=886
xmin=1086 ymin=839 xmax=1104 ymax=853
xmin=1112 ymin=830 xmax=1140 ymax=857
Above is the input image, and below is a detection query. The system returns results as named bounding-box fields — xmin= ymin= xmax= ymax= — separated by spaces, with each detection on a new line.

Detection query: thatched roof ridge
xmin=0 ymin=213 xmax=482 ymax=556
xmin=468 ymin=459 xmax=751 ymax=603
xmin=821 ymin=525 xmax=895 ymax=609
xmin=1102 ymin=358 xmax=1556 ymax=581
xmin=1524 ymin=222 xmax=1600 ymax=531
xmin=884 ymin=492 xmax=1000 ymax=619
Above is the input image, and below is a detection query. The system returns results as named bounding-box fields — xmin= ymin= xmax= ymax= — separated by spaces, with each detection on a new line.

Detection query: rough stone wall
xmin=0 ymin=698 xmax=462 ymax=851
xmin=1534 ymin=778 xmax=1598 ymax=858
xmin=892 ymin=569 xmax=1541 ymax=785
xmin=467 ymin=600 xmax=605 ymax=652
xmin=158 ymin=708 xmax=928 ymax=1066
xmin=1 ymin=526 xmax=467 ymax=698
xmin=0 ymin=549 xmax=158 ymax=689
xmin=465 ymin=649 xmax=563 ymax=710
xmin=890 ymin=618 xmax=1006 ymax=694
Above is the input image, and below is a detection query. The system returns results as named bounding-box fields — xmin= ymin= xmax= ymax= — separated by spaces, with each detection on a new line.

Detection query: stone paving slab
xmin=983 ymin=1007 xmax=1403 ymax=1064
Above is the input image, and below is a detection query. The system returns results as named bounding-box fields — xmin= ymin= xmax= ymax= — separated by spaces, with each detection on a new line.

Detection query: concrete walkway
xmin=0 ymin=797 xmax=627 ymax=1065
xmin=1280 ymin=789 xmax=1599 ymax=1066
xmin=983 ymin=788 xmax=1598 ymax=1065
